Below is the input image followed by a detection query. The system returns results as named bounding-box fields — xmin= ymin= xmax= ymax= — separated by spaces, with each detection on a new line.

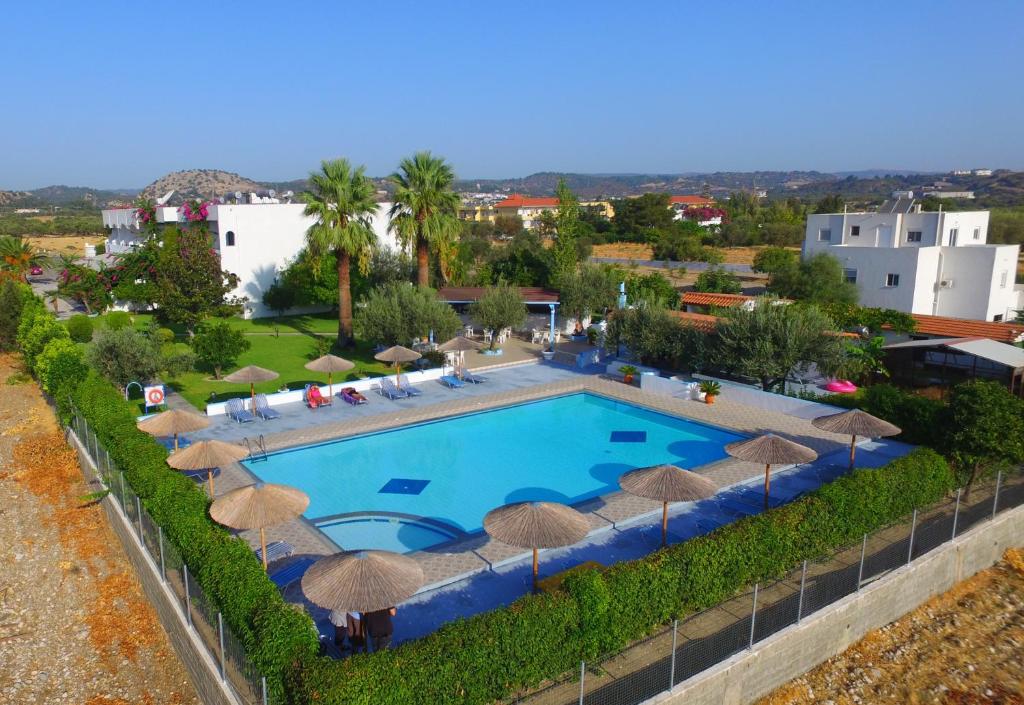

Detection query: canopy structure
xmin=374 ymin=345 xmax=421 ymax=389
xmin=883 ymin=336 xmax=1024 ymax=397
xmin=166 ymin=439 xmax=249 ymax=495
xmin=136 ymin=408 xmax=209 ymax=451
xmin=301 ymin=550 xmax=424 ymax=613
xmin=725 ymin=434 xmax=817 ymax=509
xmin=304 ymin=354 xmax=355 ymax=399
xmin=210 ymin=482 xmax=310 ymax=569
xmin=811 ymin=409 xmax=901 ymax=469
xmin=223 ymin=365 xmax=279 ymax=409
xmin=484 ymin=501 xmax=589 ymax=592
xmin=619 ymin=465 xmax=717 ymax=546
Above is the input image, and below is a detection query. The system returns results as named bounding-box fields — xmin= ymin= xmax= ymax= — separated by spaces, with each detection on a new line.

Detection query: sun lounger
xmin=461 ymin=369 xmax=486 ymax=384
xmin=305 ymin=384 xmax=330 ymax=409
xmin=227 ymin=398 xmax=256 ymax=423
xmin=440 ymin=375 xmax=465 ymax=388
xmin=269 ymin=557 xmax=315 ymax=589
xmin=377 ymin=377 xmax=410 ymax=400
xmin=157 ymin=436 xmax=193 ymax=451
xmin=340 ymin=387 xmax=368 ymax=405
xmin=255 ymin=540 xmax=294 ymax=564
xmin=254 ymin=394 xmax=281 ymax=420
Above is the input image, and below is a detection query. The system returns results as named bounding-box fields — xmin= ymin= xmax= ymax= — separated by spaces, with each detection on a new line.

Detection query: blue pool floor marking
xmin=379 ymin=478 xmax=431 ymax=495
xmin=610 ymin=431 xmax=647 ymax=443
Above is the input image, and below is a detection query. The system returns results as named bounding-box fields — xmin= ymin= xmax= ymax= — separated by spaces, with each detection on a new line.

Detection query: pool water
xmin=245 ymin=393 xmax=744 ymax=552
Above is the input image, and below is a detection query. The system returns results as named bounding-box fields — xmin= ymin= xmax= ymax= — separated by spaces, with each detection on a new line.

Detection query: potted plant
xmin=619 ymin=365 xmax=638 ymax=384
xmin=699 ymin=380 xmax=721 ymax=404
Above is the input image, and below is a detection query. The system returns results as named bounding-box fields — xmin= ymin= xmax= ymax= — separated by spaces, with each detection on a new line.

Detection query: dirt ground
xmin=757 ymin=548 xmax=1024 ymax=705
xmin=591 ymin=242 xmax=799 ymax=266
xmin=0 ymin=353 xmax=198 ymax=705
xmin=24 ymin=235 xmax=102 ymax=257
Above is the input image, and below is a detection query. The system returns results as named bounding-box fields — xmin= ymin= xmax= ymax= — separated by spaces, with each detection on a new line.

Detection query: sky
xmin=2 ymin=0 xmax=1023 ymax=189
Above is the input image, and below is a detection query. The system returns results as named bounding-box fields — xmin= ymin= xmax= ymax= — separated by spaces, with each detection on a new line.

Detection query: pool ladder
xmin=243 ymin=434 xmax=268 ymax=462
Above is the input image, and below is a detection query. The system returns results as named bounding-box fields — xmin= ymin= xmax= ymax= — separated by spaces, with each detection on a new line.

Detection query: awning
xmin=884 ymin=337 xmax=1024 ymax=369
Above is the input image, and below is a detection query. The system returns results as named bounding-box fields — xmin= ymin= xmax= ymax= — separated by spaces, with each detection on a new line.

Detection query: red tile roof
xmin=669 ymin=195 xmax=715 ymax=206
xmin=682 ymin=292 xmax=755 ymax=308
xmin=906 ymin=314 xmax=1024 ymax=344
xmin=437 ymin=286 xmax=559 ymax=304
xmin=494 ymin=194 xmax=560 ymax=209
xmin=667 ymin=310 xmax=720 ymax=333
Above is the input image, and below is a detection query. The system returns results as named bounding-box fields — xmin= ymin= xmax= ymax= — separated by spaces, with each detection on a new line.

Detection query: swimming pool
xmin=244 ymin=392 xmax=744 ymax=552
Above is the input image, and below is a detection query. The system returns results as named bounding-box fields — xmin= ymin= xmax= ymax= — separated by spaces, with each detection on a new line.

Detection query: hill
xmin=138 ymin=169 xmax=265 ymax=202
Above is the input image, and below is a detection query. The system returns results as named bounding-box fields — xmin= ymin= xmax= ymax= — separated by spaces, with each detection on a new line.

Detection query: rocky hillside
xmin=0 ymin=190 xmax=32 ymax=207
xmin=139 ymin=169 xmax=264 ymax=202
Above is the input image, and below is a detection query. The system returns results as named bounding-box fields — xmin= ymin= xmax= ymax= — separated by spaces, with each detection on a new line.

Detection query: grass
xmin=77 ymin=312 xmax=397 ymax=411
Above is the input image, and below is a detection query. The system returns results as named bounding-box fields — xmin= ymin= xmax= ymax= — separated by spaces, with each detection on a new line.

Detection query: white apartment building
xmin=803 ymin=200 xmax=1022 ymax=322
xmin=102 ymin=195 xmax=398 ymax=318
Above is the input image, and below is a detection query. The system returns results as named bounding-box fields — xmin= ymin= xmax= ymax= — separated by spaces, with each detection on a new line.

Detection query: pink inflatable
xmin=824 ymin=379 xmax=858 ymax=394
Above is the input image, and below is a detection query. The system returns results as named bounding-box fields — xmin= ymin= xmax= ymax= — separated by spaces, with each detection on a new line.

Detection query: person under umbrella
xmin=209 ymin=482 xmax=309 ymax=570
xmin=137 ymin=408 xmax=209 ymax=451
xmin=436 ymin=335 xmax=483 ymax=379
xmin=223 ymin=365 xmax=279 ymax=411
xmin=725 ymin=434 xmax=818 ymax=510
xmin=304 ymin=354 xmax=355 ymax=400
xmin=811 ymin=408 xmax=901 ymax=470
xmin=484 ymin=501 xmax=590 ymax=593
xmin=619 ymin=464 xmax=717 ymax=546
xmin=373 ymin=345 xmax=421 ymax=390
xmin=166 ymin=439 xmax=249 ymax=496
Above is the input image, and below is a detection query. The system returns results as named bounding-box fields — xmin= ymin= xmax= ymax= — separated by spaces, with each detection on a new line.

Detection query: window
xmin=973 ymin=227 xmax=981 ymax=240
xmin=225 ymin=230 xmax=235 ymax=246
xmin=1001 ymin=271 xmax=1009 ymax=288
xmin=949 ymin=228 xmax=959 ymax=245
xmin=850 ymin=225 xmax=860 ymax=236
xmin=994 ymin=314 xmax=1004 ymax=322
xmin=843 ymin=268 xmax=858 ymax=284
xmin=907 ymin=230 xmax=922 ymax=243
xmin=885 ymin=273 xmax=900 ymax=287
xmin=818 ymin=228 xmax=832 ymax=241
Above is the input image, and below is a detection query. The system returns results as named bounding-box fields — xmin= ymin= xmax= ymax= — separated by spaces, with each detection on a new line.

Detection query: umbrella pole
xmin=849 ymin=434 xmax=857 ymax=471
xmin=173 ymin=433 xmax=179 ymax=452
xmin=207 ymin=468 xmax=215 ymax=497
xmin=532 ymin=548 xmax=539 ymax=593
xmin=395 ymin=362 xmax=402 ymax=390
xmin=260 ymin=527 xmax=268 ymax=570
xmin=328 ymin=371 xmax=334 ymax=400
xmin=250 ymin=382 xmax=256 ymax=411
xmin=764 ymin=463 xmax=771 ymax=510
xmin=661 ymin=501 xmax=669 ymax=547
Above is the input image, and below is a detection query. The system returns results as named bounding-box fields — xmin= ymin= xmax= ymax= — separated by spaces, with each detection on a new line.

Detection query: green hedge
xmin=817 ymin=383 xmax=947 ymax=448
xmin=289 ymin=447 xmax=955 ymax=705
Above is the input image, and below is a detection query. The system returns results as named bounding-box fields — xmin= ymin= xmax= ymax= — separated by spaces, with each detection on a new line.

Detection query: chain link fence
xmin=68 ymin=409 xmax=272 ymax=705
xmin=512 ymin=469 xmax=1023 ymax=705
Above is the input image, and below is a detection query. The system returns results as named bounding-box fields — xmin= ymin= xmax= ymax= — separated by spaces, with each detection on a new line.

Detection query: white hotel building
xmin=102 ymin=194 xmax=398 ymax=318
xmin=803 ymin=199 xmax=1022 ymax=322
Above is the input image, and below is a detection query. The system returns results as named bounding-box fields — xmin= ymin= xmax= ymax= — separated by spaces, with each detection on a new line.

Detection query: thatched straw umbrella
xmin=223 ymin=365 xmax=279 ymax=410
xmin=619 ymin=465 xmax=717 ymax=546
xmin=304 ymin=354 xmax=355 ymax=399
xmin=812 ymin=409 xmax=901 ymax=470
xmin=725 ymin=434 xmax=818 ymax=509
xmin=437 ymin=335 xmax=483 ymax=378
xmin=484 ymin=501 xmax=590 ymax=592
xmin=166 ymin=439 xmax=249 ymax=496
xmin=137 ymin=408 xmax=209 ymax=451
xmin=301 ymin=550 xmax=424 ymax=613
xmin=210 ymin=482 xmax=309 ymax=569
xmin=373 ymin=345 xmax=421 ymax=389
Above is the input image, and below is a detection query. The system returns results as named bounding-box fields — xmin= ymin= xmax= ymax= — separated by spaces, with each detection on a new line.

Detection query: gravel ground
xmin=0 ymin=353 xmax=198 ymax=705
xmin=757 ymin=548 xmax=1024 ymax=705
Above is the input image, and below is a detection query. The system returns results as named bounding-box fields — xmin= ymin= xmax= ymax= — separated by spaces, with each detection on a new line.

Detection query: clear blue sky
xmin=3 ymin=0 xmax=1022 ymax=189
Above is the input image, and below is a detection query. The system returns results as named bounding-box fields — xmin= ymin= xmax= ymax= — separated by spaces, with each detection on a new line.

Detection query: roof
xmin=666 ymin=310 xmax=720 ymax=333
xmin=682 ymin=292 xmax=755 ymax=308
xmin=493 ymin=194 xmax=559 ymax=209
xmin=884 ymin=336 xmax=1024 ymax=369
xmin=907 ymin=313 xmax=1024 ymax=344
xmin=437 ymin=286 xmax=559 ymax=304
xmin=669 ymin=195 xmax=715 ymax=206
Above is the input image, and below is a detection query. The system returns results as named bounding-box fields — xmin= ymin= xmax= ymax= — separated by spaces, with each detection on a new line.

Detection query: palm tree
xmin=387 ymin=151 xmax=461 ymax=287
xmin=301 ymin=159 xmax=379 ymax=347
xmin=0 ymin=236 xmax=44 ymax=282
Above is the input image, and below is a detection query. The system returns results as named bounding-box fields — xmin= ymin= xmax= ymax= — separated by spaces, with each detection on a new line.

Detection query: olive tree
xmin=469 ymin=282 xmax=528 ymax=350
xmin=356 ymin=282 xmax=461 ymax=347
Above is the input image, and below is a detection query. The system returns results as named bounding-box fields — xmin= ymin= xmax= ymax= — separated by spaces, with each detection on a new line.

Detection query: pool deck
xmin=188 ymin=359 xmax=885 ymax=602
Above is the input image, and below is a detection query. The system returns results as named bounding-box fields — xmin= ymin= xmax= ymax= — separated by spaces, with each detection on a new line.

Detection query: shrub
xmin=67 ymin=314 xmax=94 ymax=342
xmin=191 ymin=320 xmax=250 ymax=379
xmin=469 ymin=282 xmax=529 ymax=350
xmin=17 ymin=310 xmax=70 ymax=370
xmin=0 ymin=279 xmax=29 ymax=350
xmin=822 ymin=384 xmax=947 ymax=448
xmin=88 ymin=327 xmax=161 ymax=390
xmin=104 ymin=311 xmax=132 ymax=330
xmin=156 ymin=327 xmax=176 ymax=344
xmin=693 ymin=267 xmax=742 ymax=294
xmin=944 ymin=380 xmax=1024 ymax=485
xmin=356 ymin=282 xmax=462 ymax=347
xmin=36 ymin=337 xmax=89 ymax=401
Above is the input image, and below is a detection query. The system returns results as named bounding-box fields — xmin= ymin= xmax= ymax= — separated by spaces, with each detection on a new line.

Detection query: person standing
xmin=364 ymin=607 xmax=396 ymax=652
xmin=329 ymin=609 xmax=348 ymax=652
xmin=346 ymin=611 xmax=366 ymax=654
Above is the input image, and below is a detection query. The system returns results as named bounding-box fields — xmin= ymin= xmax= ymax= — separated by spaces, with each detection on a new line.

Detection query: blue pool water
xmin=244 ymin=393 xmax=744 ymax=552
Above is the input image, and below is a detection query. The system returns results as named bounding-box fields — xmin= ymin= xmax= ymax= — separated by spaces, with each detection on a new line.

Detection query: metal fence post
xmin=856 ymin=534 xmax=867 ymax=590
xmin=748 ymin=583 xmax=759 ymax=648
xmin=578 ymin=661 xmax=586 ymax=705
xmin=797 ymin=560 xmax=807 ymax=623
xmin=261 ymin=676 xmax=268 ymax=705
xmin=158 ymin=526 xmax=167 ymax=583
xmin=218 ymin=612 xmax=227 ymax=681
xmin=992 ymin=471 xmax=1003 ymax=520
xmin=951 ymin=488 xmax=961 ymax=539
xmin=669 ymin=619 xmax=678 ymax=688
xmin=906 ymin=509 xmax=918 ymax=565
xmin=119 ymin=471 xmax=127 ymax=508
xmin=135 ymin=496 xmax=144 ymax=541
xmin=183 ymin=564 xmax=193 ymax=628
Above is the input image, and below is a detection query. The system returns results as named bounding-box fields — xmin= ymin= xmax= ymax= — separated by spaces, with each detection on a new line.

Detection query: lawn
xmin=76 ymin=312 xmax=398 ymax=411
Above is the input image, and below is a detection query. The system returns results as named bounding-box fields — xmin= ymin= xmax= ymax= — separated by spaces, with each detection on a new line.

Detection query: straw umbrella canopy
xmin=304 ymin=354 xmax=355 ymax=399
xmin=136 ymin=408 xmax=209 ymax=451
xmin=373 ymin=345 xmax=421 ymax=389
xmin=619 ymin=465 xmax=717 ymax=546
xmin=811 ymin=409 xmax=901 ymax=470
xmin=301 ymin=550 xmax=424 ymax=613
xmin=725 ymin=434 xmax=818 ymax=509
xmin=166 ymin=439 xmax=249 ymax=496
xmin=210 ymin=482 xmax=310 ymax=569
xmin=437 ymin=335 xmax=483 ymax=377
xmin=223 ymin=365 xmax=279 ymax=410
xmin=484 ymin=501 xmax=590 ymax=592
